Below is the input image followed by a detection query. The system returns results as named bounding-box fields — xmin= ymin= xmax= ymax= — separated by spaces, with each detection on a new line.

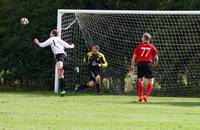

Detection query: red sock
xmin=146 ymin=82 xmax=153 ymax=97
xmin=138 ymin=81 xmax=144 ymax=97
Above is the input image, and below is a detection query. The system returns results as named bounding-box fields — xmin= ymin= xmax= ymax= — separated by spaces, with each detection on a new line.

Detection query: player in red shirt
xmin=131 ymin=33 xmax=158 ymax=102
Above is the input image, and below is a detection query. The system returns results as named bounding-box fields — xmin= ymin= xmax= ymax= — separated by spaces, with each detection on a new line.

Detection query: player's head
xmin=142 ymin=33 xmax=151 ymax=43
xmin=92 ymin=44 xmax=100 ymax=54
xmin=50 ymin=29 xmax=59 ymax=37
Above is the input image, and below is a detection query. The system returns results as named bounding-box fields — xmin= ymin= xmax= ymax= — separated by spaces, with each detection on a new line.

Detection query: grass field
xmin=0 ymin=92 xmax=200 ymax=130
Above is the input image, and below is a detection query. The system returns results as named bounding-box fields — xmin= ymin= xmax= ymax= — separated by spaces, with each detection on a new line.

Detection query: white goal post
xmin=55 ymin=10 xmax=200 ymax=96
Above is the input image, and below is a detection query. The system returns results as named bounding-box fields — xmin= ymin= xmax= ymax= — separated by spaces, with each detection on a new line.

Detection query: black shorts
xmin=55 ymin=53 xmax=67 ymax=63
xmin=89 ymin=68 xmax=102 ymax=81
xmin=137 ymin=62 xmax=154 ymax=79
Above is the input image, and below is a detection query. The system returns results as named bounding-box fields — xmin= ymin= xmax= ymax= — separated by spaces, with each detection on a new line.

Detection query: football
xmin=20 ymin=18 xmax=29 ymax=26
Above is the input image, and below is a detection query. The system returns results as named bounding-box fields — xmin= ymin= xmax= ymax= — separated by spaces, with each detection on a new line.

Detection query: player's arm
xmin=131 ymin=54 xmax=137 ymax=66
xmin=131 ymin=47 xmax=138 ymax=70
xmin=153 ymin=55 xmax=159 ymax=67
xmin=34 ymin=38 xmax=52 ymax=48
xmin=61 ymin=39 xmax=75 ymax=49
xmin=100 ymin=54 xmax=108 ymax=68
xmin=152 ymin=45 xmax=159 ymax=67
xmin=83 ymin=52 xmax=91 ymax=66
xmin=83 ymin=53 xmax=89 ymax=62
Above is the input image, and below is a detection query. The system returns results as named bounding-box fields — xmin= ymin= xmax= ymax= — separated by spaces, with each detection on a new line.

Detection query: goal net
xmin=56 ymin=10 xmax=200 ymax=97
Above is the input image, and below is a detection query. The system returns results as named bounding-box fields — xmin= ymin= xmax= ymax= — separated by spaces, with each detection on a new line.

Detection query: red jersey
xmin=134 ymin=42 xmax=158 ymax=63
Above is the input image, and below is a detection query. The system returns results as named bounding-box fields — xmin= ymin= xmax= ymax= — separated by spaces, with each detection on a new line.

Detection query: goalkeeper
xmin=75 ymin=44 xmax=108 ymax=95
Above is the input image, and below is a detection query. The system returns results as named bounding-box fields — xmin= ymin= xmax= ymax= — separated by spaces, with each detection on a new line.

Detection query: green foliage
xmin=1 ymin=0 xmax=200 ymax=91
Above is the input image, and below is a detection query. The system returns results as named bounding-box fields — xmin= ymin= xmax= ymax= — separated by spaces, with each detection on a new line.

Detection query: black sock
xmin=96 ymin=82 xmax=101 ymax=93
xmin=79 ymin=84 xmax=87 ymax=90
xmin=59 ymin=78 xmax=65 ymax=91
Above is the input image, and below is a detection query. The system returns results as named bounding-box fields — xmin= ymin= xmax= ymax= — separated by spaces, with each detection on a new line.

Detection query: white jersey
xmin=38 ymin=37 xmax=73 ymax=55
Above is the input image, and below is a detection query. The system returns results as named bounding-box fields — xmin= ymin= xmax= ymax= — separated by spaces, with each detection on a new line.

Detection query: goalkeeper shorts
xmin=137 ymin=62 xmax=154 ymax=79
xmin=89 ymin=68 xmax=102 ymax=81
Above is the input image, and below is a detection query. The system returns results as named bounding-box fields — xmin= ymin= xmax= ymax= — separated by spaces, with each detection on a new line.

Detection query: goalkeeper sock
xmin=146 ymin=82 xmax=153 ymax=97
xmin=59 ymin=78 xmax=65 ymax=91
xmin=138 ymin=81 xmax=144 ymax=98
xmin=96 ymin=82 xmax=102 ymax=94
xmin=79 ymin=84 xmax=87 ymax=90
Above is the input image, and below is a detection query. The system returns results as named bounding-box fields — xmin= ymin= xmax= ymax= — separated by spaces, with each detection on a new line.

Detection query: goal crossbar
xmin=58 ymin=9 xmax=200 ymax=15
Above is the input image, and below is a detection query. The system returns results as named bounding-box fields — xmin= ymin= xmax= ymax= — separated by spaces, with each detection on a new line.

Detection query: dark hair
xmin=51 ymin=29 xmax=59 ymax=36
xmin=92 ymin=44 xmax=100 ymax=50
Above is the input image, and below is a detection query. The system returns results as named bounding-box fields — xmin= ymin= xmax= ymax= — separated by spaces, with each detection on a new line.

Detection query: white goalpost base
xmin=54 ymin=65 xmax=59 ymax=93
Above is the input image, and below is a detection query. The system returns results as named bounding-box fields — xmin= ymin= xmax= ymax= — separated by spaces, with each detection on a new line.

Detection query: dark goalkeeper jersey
xmin=84 ymin=52 xmax=108 ymax=69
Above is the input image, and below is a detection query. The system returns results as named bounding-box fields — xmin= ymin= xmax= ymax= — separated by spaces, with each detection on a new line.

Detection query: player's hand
xmin=71 ymin=43 xmax=75 ymax=48
xmin=153 ymin=62 xmax=158 ymax=68
xmin=130 ymin=65 xmax=135 ymax=71
xmin=83 ymin=61 xmax=88 ymax=66
xmin=34 ymin=38 xmax=39 ymax=45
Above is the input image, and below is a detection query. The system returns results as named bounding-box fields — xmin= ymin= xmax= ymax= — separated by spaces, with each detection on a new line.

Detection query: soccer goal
xmin=56 ymin=10 xmax=200 ymax=97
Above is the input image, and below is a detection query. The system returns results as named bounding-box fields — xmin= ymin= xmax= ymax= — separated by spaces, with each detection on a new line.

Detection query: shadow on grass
xmin=147 ymin=101 xmax=200 ymax=107
xmin=0 ymin=91 xmax=100 ymax=97
xmin=128 ymin=100 xmax=200 ymax=107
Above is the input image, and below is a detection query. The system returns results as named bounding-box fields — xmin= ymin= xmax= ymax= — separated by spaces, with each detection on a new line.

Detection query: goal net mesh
xmin=58 ymin=11 xmax=200 ymax=97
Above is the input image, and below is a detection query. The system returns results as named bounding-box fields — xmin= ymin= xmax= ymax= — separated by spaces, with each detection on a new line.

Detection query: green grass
xmin=0 ymin=92 xmax=200 ymax=130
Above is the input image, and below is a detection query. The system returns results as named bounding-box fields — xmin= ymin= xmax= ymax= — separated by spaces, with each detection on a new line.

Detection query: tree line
xmin=0 ymin=0 xmax=200 ymax=95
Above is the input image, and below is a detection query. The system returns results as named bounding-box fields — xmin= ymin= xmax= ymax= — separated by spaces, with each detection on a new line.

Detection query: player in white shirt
xmin=34 ymin=29 xmax=75 ymax=96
